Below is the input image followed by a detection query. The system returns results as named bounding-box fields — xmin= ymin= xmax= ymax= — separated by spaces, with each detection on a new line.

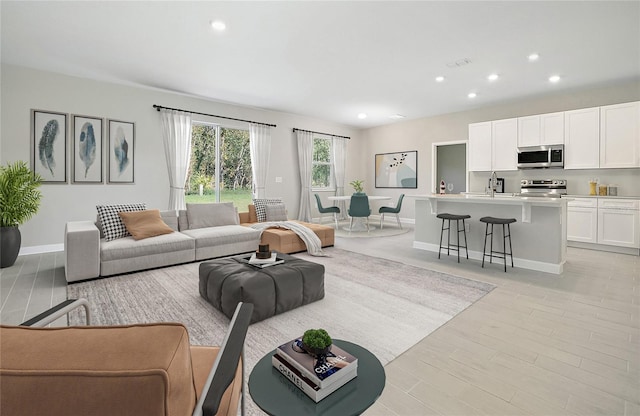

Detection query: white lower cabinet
xmin=567 ymin=199 xmax=598 ymax=243
xmin=568 ymin=198 xmax=640 ymax=249
xmin=597 ymin=199 xmax=640 ymax=248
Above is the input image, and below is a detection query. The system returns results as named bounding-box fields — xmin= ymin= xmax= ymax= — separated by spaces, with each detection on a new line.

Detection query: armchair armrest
xmin=194 ymin=302 xmax=253 ymax=416
xmin=65 ymin=221 xmax=100 ymax=282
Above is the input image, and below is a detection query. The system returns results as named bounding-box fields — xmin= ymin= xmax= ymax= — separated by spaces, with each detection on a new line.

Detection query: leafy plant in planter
xmin=0 ymin=161 xmax=43 ymax=268
xmin=349 ymin=179 xmax=364 ymax=194
xmin=302 ymin=328 xmax=333 ymax=356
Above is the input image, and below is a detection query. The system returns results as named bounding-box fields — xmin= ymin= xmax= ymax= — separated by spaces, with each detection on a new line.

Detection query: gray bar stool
xmin=436 ymin=213 xmax=470 ymax=263
xmin=480 ymin=216 xmax=516 ymax=272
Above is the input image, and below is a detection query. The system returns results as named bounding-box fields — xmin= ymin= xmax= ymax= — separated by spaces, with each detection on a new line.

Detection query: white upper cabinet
xmin=492 ymin=118 xmax=518 ymax=171
xmin=518 ymin=112 xmax=564 ymax=147
xmin=468 ymin=122 xmax=492 ymax=171
xmin=600 ymin=101 xmax=640 ymax=168
xmin=564 ymin=107 xmax=600 ymax=169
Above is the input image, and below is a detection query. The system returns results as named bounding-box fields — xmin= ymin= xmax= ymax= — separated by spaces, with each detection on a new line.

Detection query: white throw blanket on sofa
xmin=249 ymin=221 xmax=326 ymax=256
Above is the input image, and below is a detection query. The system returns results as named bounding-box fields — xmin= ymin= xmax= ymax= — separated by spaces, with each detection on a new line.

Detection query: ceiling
xmin=2 ymin=1 xmax=639 ymax=128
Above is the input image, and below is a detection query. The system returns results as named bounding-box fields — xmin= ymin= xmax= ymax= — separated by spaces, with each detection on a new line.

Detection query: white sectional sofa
xmin=64 ymin=207 xmax=261 ymax=283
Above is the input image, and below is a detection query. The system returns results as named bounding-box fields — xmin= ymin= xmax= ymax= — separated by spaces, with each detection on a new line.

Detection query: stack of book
xmin=272 ymin=337 xmax=358 ymax=402
xmin=246 ymin=252 xmax=284 ymax=268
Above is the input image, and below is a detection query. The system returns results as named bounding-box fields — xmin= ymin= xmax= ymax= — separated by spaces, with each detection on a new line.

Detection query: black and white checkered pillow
xmin=253 ymin=198 xmax=283 ymax=222
xmin=96 ymin=203 xmax=146 ymax=241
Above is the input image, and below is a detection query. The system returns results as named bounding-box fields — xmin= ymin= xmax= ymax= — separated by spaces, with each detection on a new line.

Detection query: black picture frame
xmin=107 ymin=120 xmax=135 ymax=184
xmin=72 ymin=115 xmax=103 ymax=184
xmin=31 ymin=110 xmax=68 ymax=183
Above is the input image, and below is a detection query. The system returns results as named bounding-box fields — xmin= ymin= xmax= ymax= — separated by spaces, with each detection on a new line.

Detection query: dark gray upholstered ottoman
xmin=199 ymin=253 xmax=325 ymax=323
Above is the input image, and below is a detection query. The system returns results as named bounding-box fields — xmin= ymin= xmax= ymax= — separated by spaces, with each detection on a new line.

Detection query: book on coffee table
xmin=276 ymin=337 xmax=358 ymax=388
xmin=272 ymin=353 xmax=356 ymax=402
xmin=238 ymin=253 xmax=285 ymax=268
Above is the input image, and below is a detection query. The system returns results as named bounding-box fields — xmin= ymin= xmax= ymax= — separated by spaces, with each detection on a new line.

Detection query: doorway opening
xmin=432 ymin=141 xmax=468 ymax=194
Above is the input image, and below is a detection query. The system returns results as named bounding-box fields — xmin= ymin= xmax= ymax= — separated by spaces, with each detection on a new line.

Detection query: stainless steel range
xmin=520 ymin=179 xmax=567 ymax=198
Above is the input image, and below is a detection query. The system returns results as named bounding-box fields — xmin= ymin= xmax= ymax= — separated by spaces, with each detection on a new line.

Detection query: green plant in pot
xmin=302 ymin=328 xmax=333 ymax=356
xmin=0 ymin=161 xmax=43 ymax=268
xmin=349 ymin=179 xmax=365 ymax=194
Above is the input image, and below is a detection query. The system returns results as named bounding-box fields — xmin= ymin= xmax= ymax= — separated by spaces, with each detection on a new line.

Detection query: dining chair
xmin=379 ymin=194 xmax=405 ymax=229
xmin=348 ymin=194 xmax=371 ymax=232
xmin=314 ymin=194 xmax=340 ymax=228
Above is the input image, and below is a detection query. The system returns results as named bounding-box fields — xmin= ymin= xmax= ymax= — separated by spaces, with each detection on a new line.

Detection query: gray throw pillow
xmin=253 ymin=198 xmax=283 ymax=222
xmin=186 ymin=202 xmax=239 ymax=229
xmin=265 ymin=203 xmax=287 ymax=221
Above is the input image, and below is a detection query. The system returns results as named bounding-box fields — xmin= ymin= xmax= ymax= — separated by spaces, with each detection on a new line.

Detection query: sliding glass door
xmin=187 ymin=123 xmax=253 ymax=209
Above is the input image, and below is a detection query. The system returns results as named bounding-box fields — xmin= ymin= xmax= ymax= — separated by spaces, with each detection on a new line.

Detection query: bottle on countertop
xmin=439 ymin=180 xmax=446 ymax=195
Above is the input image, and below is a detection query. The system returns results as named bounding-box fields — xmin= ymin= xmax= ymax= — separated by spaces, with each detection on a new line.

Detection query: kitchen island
xmin=410 ymin=194 xmax=570 ymax=274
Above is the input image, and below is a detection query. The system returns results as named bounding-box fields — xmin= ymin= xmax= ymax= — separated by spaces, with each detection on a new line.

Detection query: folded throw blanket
xmin=249 ymin=221 xmax=326 ymax=256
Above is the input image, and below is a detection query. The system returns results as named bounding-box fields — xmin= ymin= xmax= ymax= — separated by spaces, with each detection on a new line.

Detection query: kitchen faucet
xmin=489 ymin=171 xmax=497 ymax=197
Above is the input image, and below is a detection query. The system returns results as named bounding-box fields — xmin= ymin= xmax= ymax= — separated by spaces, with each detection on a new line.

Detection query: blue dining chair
xmin=379 ymin=194 xmax=405 ymax=229
xmin=314 ymin=194 xmax=340 ymax=228
xmin=348 ymin=194 xmax=371 ymax=232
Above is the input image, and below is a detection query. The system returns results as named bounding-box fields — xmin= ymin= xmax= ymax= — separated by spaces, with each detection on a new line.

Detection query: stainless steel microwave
xmin=517 ymin=145 xmax=564 ymax=169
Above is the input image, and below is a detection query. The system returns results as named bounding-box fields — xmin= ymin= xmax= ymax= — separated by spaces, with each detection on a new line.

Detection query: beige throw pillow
xmin=118 ymin=209 xmax=174 ymax=240
xmin=186 ymin=202 xmax=239 ymax=229
xmin=265 ymin=203 xmax=287 ymax=221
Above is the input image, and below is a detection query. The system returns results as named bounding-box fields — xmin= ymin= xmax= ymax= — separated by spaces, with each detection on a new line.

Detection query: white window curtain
xmin=249 ymin=123 xmax=271 ymax=199
xmin=160 ymin=109 xmax=192 ymax=210
xmin=296 ymin=130 xmax=314 ymax=221
xmin=333 ymin=137 xmax=348 ymax=218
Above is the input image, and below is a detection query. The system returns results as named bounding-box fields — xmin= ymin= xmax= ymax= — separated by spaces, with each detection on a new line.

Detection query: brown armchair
xmin=0 ymin=300 xmax=253 ymax=416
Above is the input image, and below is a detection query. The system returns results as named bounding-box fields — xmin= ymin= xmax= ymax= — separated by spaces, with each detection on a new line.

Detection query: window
xmin=186 ymin=123 xmax=253 ymax=210
xmin=312 ymin=137 xmax=334 ymax=190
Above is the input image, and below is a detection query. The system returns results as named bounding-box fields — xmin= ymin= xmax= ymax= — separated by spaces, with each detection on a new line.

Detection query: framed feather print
xmin=72 ymin=115 xmax=103 ymax=183
xmin=107 ymin=120 xmax=135 ymax=184
xmin=31 ymin=110 xmax=67 ymax=183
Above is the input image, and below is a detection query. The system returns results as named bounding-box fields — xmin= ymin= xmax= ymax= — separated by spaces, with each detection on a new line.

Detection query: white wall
xmin=361 ymin=80 xmax=640 ymax=219
xmin=1 ymin=64 xmax=363 ymax=249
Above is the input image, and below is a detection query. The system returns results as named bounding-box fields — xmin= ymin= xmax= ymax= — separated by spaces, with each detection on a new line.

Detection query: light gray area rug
xmin=67 ymin=247 xmax=494 ymax=414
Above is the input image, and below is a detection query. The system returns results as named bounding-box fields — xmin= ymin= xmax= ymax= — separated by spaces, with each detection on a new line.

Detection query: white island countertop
xmin=408 ymin=193 xmax=569 ymax=223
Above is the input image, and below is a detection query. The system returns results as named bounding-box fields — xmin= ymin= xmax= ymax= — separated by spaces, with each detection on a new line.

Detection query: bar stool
xmin=480 ymin=216 xmax=516 ymax=272
xmin=436 ymin=213 xmax=470 ymax=263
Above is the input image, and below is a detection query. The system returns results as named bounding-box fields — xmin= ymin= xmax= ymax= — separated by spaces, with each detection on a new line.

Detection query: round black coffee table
xmin=248 ymin=339 xmax=385 ymax=416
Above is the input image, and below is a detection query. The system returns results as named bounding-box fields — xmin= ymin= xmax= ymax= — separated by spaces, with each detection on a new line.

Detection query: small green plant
xmin=302 ymin=328 xmax=332 ymax=349
xmin=349 ymin=179 xmax=364 ymax=193
xmin=0 ymin=161 xmax=43 ymax=227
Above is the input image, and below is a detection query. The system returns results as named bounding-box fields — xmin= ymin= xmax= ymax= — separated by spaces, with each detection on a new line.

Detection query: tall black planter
xmin=1 ymin=226 xmax=21 ymax=268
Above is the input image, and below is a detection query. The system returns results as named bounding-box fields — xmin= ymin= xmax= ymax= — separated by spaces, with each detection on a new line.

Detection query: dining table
xmin=328 ymin=195 xmax=392 ymax=231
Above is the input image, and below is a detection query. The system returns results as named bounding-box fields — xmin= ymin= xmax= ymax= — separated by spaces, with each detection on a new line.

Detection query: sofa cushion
xmin=96 ymin=203 xmax=146 ymax=241
xmin=181 ymin=225 xmax=260 ymax=248
xmin=265 ymin=203 xmax=287 ymax=221
xmin=119 ymin=209 xmax=175 ymax=240
xmin=253 ymin=198 xmax=282 ymax=222
xmin=186 ymin=203 xmax=239 ymax=229
xmin=0 ymin=323 xmax=196 ymax=416
xmin=101 ymin=231 xmax=195 ymax=262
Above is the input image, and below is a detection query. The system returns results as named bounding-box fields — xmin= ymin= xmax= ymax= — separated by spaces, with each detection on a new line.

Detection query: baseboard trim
xmin=19 ymin=244 xmax=64 ymax=255
xmin=412 ymin=241 xmax=563 ymax=275
xmin=568 ymin=241 xmax=639 ymax=256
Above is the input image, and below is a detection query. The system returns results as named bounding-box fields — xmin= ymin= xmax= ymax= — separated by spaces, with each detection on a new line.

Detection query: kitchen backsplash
xmin=469 ymin=168 xmax=640 ymax=196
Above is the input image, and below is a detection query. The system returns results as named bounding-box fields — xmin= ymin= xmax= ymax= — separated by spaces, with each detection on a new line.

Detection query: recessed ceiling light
xmin=210 ymin=20 xmax=226 ymax=31
xmin=468 ymin=92 xmax=477 ymax=99
xmin=487 ymin=73 xmax=499 ymax=81
xmin=389 ymin=114 xmax=406 ymax=120
xmin=435 ymin=76 xmax=445 ymax=82
xmin=357 ymin=113 xmax=367 ymax=119
xmin=549 ymin=75 xmax=561 ymax=83
xmin=528 ymin=53 xmax=540 ymax=61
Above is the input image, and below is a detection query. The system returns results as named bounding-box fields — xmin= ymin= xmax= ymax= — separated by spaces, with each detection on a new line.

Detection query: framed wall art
xmin=107 ymin=119 xmax=135 ymax=184
xmin=72 ymin=115 xmax=103 ymax=183
xmin=375 ymin=150 xmax=418 ymax=188
xmin=31 ymin=110 xmax=67 ymax=183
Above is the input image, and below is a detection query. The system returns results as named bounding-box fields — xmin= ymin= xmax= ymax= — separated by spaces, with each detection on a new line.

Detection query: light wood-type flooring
xmin=1 ymin=225 xmax=638 ymax=415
